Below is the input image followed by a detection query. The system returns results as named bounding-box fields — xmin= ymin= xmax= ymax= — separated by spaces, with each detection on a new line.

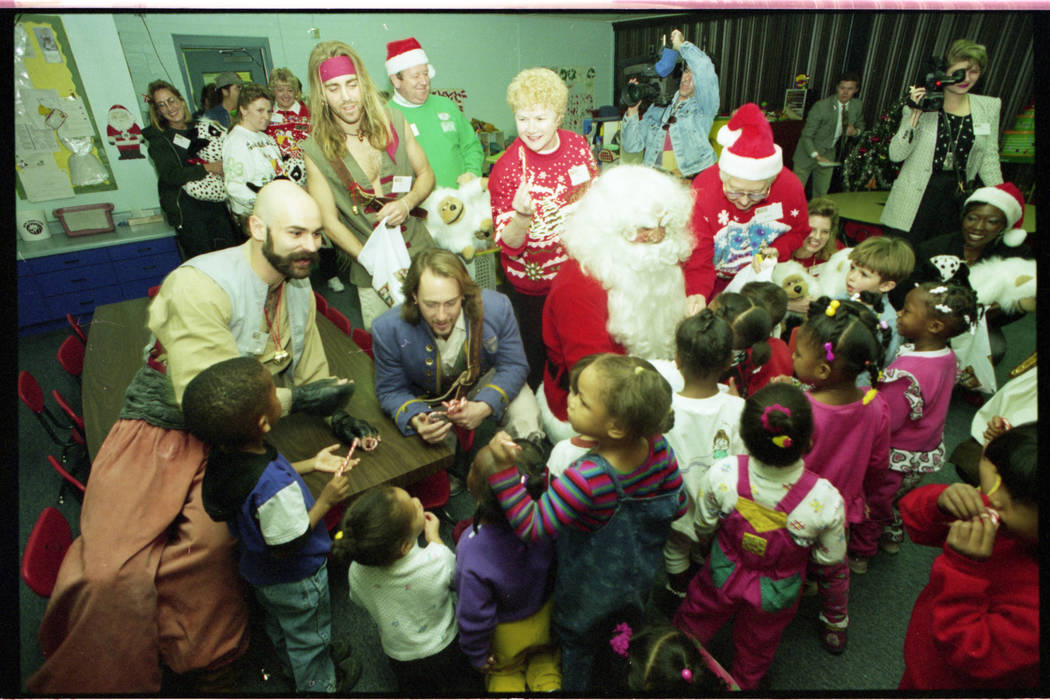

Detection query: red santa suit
xmin=683 ymin=103 xmax=809 ymax=301
xmin=107 ymin=105 xmax=145 ymax=159
xmin=538 ymin=165 xmax=695 ymax=430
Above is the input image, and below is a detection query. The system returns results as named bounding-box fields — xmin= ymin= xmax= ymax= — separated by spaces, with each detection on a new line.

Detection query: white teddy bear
xmin=421 ymin=177 xmax=494 ymax=262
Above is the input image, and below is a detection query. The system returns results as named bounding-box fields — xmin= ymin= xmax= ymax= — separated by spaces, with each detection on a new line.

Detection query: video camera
xmin=908 ymin=60 xmax=967 ymax=112
xmin=619 ymin=78 xmax=662 ymax=108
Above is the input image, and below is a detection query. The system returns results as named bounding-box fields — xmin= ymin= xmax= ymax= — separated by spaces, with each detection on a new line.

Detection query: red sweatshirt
xmin=898 ymin=484 xmax=1039 ymax=689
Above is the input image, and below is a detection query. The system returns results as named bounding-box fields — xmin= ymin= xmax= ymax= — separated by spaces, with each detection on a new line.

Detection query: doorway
xmin=173 ymin=35 xmax=272 ymax=113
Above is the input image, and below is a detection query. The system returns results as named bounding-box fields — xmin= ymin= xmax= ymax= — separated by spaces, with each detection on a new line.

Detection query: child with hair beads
xmin=333 ymin=486 xmax=479 ymax=695
xmin=741 ymin=281 xmax=796 ymax=392
xmin=674 ymin=383 xmax=846 ymax=689
xmin=181 ymin=357 xmax=355 ymax=693
xmin=454 ymin=441 xmax=560 ymax=692
xmin=709 ymin=291 xmax=773 ymax=398
xmin=664 ymin=309 xmax=747 ymax=596
xmin=865 ymin=282 xmax=978 ymax=558
xmin=486 ymin=353 xmax=686 ymax=692
xmin=599 ymin=622 xmax=739 ymax=693
xmin=791 ymin=297 xmax=890 ymax=652
xmin=898 ymin=423 xmax=1039 ymax=689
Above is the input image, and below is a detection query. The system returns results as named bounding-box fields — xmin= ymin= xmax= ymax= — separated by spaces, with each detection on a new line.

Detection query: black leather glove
xmin=291 ymin=378 xmax=355 ymax=416
xmin=330 ymin=409 xmax=379 ymax=443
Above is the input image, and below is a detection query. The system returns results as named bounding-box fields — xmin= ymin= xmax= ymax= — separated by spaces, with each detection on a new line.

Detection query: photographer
xmin=621 ymin=29 xmax=720 ymax=180
xmin=880 ymin=39 xmax=1003 ymax=250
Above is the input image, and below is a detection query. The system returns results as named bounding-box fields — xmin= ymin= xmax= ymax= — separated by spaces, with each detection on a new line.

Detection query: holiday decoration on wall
xmin=842 ymin=96 xmax=905 ymax=191
xmin=552 ymin=65 xmax=596 ymax=135
xmin=106 ymin=104 xmax=145 ymax=159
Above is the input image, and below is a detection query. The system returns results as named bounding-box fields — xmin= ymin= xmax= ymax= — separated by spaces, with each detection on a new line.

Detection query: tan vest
xmin=302 ymin=107 xmax=433 ymax=287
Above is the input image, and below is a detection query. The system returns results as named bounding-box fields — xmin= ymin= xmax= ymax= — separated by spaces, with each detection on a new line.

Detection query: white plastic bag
xmin=950 ymin=312 xmax=996 ymax=394
xmin=357 ymin=217 xmax=411 ymax=308
xmin=724 ymin=255 xmax=776 ymax=294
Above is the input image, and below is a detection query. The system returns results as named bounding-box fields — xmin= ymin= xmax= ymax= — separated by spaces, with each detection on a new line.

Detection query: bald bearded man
xmin=29 ymin=181 xmax=375 ymax=695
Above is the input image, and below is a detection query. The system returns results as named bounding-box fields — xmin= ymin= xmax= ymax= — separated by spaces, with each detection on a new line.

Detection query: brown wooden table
xmin=83 ymin=296 xmax=453 ymax=497
xmin=827 ymin=190 xmax=1037 ymax=232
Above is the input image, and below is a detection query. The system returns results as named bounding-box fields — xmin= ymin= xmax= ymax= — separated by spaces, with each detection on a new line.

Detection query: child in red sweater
xmin=898 ymin=422 xmax=1038 ymax=689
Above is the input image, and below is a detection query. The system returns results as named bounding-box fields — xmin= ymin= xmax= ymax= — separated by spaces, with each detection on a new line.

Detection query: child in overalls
xmin=486 ymin=353 xmax=686 ymax=693
xmin=674 ymin=383 xmax=846 ymax=689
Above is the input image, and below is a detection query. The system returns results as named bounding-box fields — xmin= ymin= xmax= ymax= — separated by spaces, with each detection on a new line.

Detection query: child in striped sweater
xmin=486 ymin=353 xmax=686 ymax=693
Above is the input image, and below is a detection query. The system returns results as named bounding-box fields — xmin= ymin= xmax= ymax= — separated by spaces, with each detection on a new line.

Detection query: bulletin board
xmin=552 ymin=65 xmax=596 ymax=135
xmin=14 ymin=14 xmax=116 ymax=201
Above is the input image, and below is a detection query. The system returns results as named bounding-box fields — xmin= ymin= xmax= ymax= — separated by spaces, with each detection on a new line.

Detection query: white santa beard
xmin=603 ymin=245 xmax=686 ymax=360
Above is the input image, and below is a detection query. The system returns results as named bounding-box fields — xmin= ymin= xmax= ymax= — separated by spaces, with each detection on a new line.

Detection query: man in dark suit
xmin=792 ymin=71 xmax=865 ymax=196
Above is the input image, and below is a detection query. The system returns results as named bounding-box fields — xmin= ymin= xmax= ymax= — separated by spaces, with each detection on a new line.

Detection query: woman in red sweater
xmin=489 ymin=67 xmax=599 ymax=389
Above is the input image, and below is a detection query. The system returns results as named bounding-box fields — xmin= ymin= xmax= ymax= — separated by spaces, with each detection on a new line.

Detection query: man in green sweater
xmin=385 ymin=37 xmax=484 ymax=189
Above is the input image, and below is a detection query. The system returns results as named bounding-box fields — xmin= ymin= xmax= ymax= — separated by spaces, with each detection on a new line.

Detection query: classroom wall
xmin=16 ymin=12 xmax=614 ymax=223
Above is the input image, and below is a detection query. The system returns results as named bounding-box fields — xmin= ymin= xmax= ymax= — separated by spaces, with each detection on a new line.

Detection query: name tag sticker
xmin=973 ymin=122 xmax=991 ymax=136
xmin=568 ymin=164 xmax=591 ymax=186
xmin=270 ymin=112 xmax=285 ymax=123
xmin=392 ymin=175 xmax=412 ymax=193
xmin=410 ymin=123 xmax=420 ymax=136
xmin=172 ymin=134 xmax=191 ymax=149
xmin=248 ymin=330 xmax=269 ymax=355
xmin=753 ymin=202 xmax=783 ymax=222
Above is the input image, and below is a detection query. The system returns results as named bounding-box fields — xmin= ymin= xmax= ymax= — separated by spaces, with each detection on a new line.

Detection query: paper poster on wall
xmin=550 ymin=66 xmax=596 ymax=135
xmin=14 ymin=15 xmax=116 ymax=201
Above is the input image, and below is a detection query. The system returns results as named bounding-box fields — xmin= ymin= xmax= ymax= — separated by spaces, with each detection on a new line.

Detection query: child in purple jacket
xmin=455 ymin=439 xmax=560 ymax=692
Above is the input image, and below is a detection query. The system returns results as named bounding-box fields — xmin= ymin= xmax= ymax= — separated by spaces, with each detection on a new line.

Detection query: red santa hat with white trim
xmin=965 ymin=182 xmax=1027 ymax=247
xmin=717 ymin=102 xmax=782 ymax=181
xmin=386 ymin=37 xmax=435 ymax=79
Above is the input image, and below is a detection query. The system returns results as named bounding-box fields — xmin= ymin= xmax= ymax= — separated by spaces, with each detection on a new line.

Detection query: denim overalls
xmin=553 ymin=454 xmax=682 ymax=692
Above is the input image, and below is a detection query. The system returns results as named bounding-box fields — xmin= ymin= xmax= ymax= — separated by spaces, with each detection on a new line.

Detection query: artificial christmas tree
xmin=842 ymin=96 xmax=905 ymax=191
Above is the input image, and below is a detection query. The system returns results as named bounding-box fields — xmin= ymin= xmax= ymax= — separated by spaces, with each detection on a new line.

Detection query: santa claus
xmin=539 ymin=164 xmax=695 ymax=441
xmin=106 ymin=104 xmax=145 ymax=159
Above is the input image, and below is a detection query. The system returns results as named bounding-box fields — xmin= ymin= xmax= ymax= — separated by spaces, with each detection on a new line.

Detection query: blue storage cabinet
xmin=17 ymin=229 xmax=181 ymax=334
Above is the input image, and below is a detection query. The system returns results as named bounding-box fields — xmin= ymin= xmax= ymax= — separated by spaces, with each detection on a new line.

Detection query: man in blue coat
xmin=372 ymin=249 xmax=529 ymax=460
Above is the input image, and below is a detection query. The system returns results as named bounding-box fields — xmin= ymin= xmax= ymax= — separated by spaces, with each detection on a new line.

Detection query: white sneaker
xmin=327 ymin=276 xmax=345 ymax=292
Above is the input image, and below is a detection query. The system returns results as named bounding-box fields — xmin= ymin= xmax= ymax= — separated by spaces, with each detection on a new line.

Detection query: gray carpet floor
xmin=15 ymin=271 xmax=1035 ymax=694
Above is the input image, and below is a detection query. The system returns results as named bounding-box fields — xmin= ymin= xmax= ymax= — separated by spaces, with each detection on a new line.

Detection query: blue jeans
xmin=254 ymin=560 xmax=336 ymax=693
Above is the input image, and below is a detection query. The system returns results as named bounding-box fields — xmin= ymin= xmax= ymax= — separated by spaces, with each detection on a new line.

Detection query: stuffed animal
xmin=771 ymin=259 xmax=817 ymax=300
xmin=421 ymin=177 xmax=494 ymax=262
xmin=812 ymin=246 xmax=852 ymax=300
xmin=967 ymin=256 xmax=1036 ymax=314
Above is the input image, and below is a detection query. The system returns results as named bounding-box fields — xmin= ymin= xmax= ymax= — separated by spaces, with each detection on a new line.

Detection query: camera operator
xmin=880 ymin=39 xmax=1003 ymax=251
xmin=621 ymin=29 xmax=720 ymax=181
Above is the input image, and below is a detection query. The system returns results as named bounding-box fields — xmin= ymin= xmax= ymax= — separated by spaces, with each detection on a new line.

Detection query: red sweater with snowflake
xmin=489 ymin=131 xmax=598 ymax=296
xmin=684 ymin=164 xmax=810 ymax=301
xmin=898 ymin=484 xmax=1039 ymax=690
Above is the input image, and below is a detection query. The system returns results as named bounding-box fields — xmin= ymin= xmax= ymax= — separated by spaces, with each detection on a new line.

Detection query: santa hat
xmin=717 ymin=103 xmax=782 ymax=181
xmin=966 ymin=183 xmax=1027 ymax=247
xmin=385 ymin=37 xmax=435 ymax=79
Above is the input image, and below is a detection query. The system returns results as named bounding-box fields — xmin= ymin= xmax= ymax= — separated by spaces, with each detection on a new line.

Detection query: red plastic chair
xmin=18 ymin=371 xmax=68 ymax=446
xmin=65 ymin=313 xmax=87 ymax=344
xmin=326 ymin=307 xmax=352 ymax=336
xmin=407 ymin=470 xmax=451 ymax=512
xmin=21 ymin=506 xmax=73 ymax=597
xmin=352 ymin=327 xmax=374 ymax=360
xmin=47 ymin=454 xmax=87 ymax=494
xmin=314 ymin=290 xmax=329 ymax=316
xmin=51 ymin=389 xmax=85 ymax=443
xmin=56 ymin=334 xmax=85 ymax=378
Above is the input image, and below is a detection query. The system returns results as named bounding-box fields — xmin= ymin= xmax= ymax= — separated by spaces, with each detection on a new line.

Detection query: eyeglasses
xmin=154 ymin=98 xmax=181 ymax=109
xmin=723 ymin=184 xmax=771 ymax=203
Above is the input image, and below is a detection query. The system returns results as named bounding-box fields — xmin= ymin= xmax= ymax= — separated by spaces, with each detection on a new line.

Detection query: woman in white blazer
xmin=880 ymin=39 xmax=1002 ymax=249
